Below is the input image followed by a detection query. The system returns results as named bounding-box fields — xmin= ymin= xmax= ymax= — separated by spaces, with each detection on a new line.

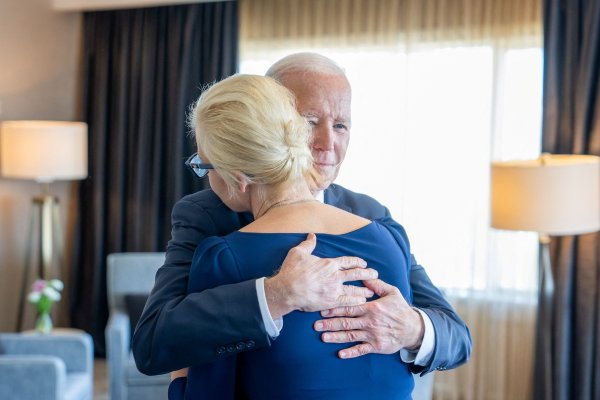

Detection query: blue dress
xmin=174 ymin=219 xmax=414 ymax=400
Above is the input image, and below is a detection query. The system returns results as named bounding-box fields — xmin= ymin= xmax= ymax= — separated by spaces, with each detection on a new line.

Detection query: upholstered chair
xmin=0 ymin=330 xmax=93 ymax=400
xmin=105 ymin=252 xmax=169 ymax=400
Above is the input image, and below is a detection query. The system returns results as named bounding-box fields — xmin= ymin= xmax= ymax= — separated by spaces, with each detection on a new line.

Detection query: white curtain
xmin=240 ymin=1 xmax=542 ymax=398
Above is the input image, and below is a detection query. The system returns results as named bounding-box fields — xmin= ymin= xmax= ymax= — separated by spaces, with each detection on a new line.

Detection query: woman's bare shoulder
xmin=241 ymin=202 xmax=370 ymax=234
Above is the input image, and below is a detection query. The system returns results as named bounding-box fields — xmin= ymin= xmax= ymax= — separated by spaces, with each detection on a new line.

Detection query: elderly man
xmin=133 ymin=53 xmax=471 ymax=377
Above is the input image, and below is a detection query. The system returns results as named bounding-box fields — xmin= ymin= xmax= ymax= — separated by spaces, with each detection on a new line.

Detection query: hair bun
xmin=283 ymin=118 xmax=312 ymax=177
xmin=191 ymin=74 xmax=315 ymax=191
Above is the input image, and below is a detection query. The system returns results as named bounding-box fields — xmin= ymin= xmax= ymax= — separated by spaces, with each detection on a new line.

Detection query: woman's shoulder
xmin=242 ymin=202 xmax=371 ymax=235
xmin=189 ymin=235 xmax=244 ymax=291
xmin=191 ymin=236 xmax=239 ymax=274
xmin=371 ymin=217 xmax=411 ymax=254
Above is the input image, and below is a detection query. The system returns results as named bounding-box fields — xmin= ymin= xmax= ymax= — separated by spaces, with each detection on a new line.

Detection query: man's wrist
xmin=264 ymin=274 xmax=295 ymax=319
xmin=255 ymin=278 xmax=283 ymax=337
xmin=400 ymin=308 xmax=435 ymax=366
xmin=405 ymin=307 xmax=425 ymax=351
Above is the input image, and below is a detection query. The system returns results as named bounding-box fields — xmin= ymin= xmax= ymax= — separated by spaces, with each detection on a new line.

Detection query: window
xmin=241 ymin=45 xmax=542 ymax=293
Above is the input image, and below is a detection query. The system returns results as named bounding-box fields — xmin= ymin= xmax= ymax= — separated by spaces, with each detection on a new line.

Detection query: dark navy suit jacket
xmin=132 ymin=184 xmax=471 ymax=376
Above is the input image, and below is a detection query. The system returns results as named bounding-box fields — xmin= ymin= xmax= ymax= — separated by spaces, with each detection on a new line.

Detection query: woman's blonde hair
xmin=189 ymin=74 xmax=313 ymax=193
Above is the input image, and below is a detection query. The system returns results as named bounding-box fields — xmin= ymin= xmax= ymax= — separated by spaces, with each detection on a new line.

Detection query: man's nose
xmin=311 ymin=125 xmax=335 ymax=151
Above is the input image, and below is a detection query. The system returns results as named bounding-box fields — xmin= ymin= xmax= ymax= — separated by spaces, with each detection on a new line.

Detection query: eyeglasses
xmin=185 ymin=152 xmax=214 ymax=178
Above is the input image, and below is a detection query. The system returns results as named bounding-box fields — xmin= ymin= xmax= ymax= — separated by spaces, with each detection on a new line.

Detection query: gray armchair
xmin=0 ymin=330 xmax=93 ymax=400
xmin=413 ymin=372 xmax=435 ymax=400
xmin=105 ymin=252 xmax=169 ymax=400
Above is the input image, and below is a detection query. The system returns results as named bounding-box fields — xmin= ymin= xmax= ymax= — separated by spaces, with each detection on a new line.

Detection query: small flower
xmin=43 ymin=286 xmax=61 ymax=302
xmin=49 ymin=279 xmax=64 ymax=291
xmin=32 ymin=280 xmax=46 ymax=293
xmin=28 ymin=291 xmax=42 ymax=303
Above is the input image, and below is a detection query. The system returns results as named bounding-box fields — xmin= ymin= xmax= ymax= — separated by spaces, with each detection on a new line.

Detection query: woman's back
xmin=186 ymin=213 xmax=414 ymax=400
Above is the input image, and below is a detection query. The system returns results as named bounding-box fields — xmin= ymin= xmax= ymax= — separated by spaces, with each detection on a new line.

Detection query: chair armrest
xmin=106 ymin=310 xmax=131 ymax=362
xmin=0 ymin=355 xmax=66 ymax=400
xmin=106 ymin=310 xmax=131 ymax=400
xmin=412 ymin=371 xmax=435 ymax=400
xmin=0 ymin=332 xmax=93 ymax=374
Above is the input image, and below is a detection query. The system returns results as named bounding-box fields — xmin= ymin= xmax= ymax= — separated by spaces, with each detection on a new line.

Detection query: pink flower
xmin=28 ymin=279 xmax=64 ymax=314
xmin=32 ymin=280 xmax=46 ymax=293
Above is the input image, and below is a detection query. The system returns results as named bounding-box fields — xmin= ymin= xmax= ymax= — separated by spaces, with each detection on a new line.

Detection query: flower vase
xmin=35 ymin=311 xmax=53 ymax=334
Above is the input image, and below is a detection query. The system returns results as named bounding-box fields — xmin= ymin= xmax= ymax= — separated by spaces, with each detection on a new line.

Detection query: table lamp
xmin=490 ymin=153 xmax=600 ymax=396
xmin=0 ymin=120 xmax=88 ymax=331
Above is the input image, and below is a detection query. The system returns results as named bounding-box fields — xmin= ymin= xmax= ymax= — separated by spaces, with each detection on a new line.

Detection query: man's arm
xmin=320 ymin=185 xmax=472 ymax=374
xmin=133 ymin=192 xmax=376 ymax=375
xmin=406 ymin=258 xmax=472 ymax=374
xmin=132 ymin=194 xmax=268 ymax=375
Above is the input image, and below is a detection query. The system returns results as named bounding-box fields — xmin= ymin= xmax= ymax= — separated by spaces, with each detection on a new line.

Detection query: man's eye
xmin=307 ymin=119 xmax=318 ymax=126
xmin=334 ymin=123 xmax=348 ymax=131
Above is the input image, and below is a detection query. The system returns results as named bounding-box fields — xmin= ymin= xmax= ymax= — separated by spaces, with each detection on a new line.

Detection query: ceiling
xmin=52 ymin=0 xmax=230 ymax=11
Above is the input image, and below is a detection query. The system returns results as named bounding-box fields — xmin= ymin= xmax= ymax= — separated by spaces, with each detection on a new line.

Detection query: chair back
xmin=106 ymin=252 xmax=165 ymax=311
xmin=413 ymin=372 xmax=435 ymax=400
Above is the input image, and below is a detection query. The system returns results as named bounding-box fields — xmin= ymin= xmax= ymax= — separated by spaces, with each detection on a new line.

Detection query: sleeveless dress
xmin=170 ymin=218 xmax=414 ymax=400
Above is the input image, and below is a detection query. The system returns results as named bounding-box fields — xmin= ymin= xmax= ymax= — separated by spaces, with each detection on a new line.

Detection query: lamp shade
xmin=0 ymin=120 xmax=88 ymax=182
xmin=491 ymin=154 xmax=600 ymax=235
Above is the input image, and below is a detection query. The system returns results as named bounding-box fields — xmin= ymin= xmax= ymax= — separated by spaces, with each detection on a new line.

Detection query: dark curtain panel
xmin=70 ymin=1 xmax=239 ymax=355
xmin=537 ymin=0 xmax=600 ymax=399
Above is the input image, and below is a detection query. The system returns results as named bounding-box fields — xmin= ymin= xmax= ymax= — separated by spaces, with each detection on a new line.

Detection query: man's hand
xmin=264 ymin=233 xmax=378 ymax=319
xmin=313 ymin=278 xmax=424 ymax=359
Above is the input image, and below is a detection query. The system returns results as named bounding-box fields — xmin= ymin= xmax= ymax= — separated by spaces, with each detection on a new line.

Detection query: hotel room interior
xmin=0 ymin=0 xmax=598 ymax=399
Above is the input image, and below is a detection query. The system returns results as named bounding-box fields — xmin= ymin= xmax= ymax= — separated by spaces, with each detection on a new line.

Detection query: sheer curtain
xmin=240 ymin=0 xmax=542 ymax=398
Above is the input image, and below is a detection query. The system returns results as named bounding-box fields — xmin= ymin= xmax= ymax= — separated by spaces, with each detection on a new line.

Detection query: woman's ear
xmin=233 ymin=171 xmax=248 ymax=193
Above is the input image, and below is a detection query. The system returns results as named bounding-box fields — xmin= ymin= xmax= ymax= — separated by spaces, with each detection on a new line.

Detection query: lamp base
xmin=16 ymin=191 xmax=63 ymax=332
xmin=535 ymin=235 xmax=554 ymax=400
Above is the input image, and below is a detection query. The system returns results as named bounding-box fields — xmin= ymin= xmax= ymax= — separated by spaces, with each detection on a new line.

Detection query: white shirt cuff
xmin=399 ymin=308 xmax=435 ymax=365
xmin=256 ymin=277 xmax=283 ymax=338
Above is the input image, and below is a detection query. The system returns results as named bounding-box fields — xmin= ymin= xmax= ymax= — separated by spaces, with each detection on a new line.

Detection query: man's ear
xmin=233 ymin=171 xmax=248 ymax=192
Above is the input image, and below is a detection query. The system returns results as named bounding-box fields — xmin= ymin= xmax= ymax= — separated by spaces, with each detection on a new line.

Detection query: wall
xmin=0 ymin=0 xmax=82 ymax=331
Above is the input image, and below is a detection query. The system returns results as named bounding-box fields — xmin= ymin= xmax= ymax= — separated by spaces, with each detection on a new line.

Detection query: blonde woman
xmin=169 ymin=74 xmax=414 ymax=400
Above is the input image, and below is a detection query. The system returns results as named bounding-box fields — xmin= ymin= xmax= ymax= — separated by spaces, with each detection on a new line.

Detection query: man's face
xmin=280 ymin=71 xmax=352 ymax=190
